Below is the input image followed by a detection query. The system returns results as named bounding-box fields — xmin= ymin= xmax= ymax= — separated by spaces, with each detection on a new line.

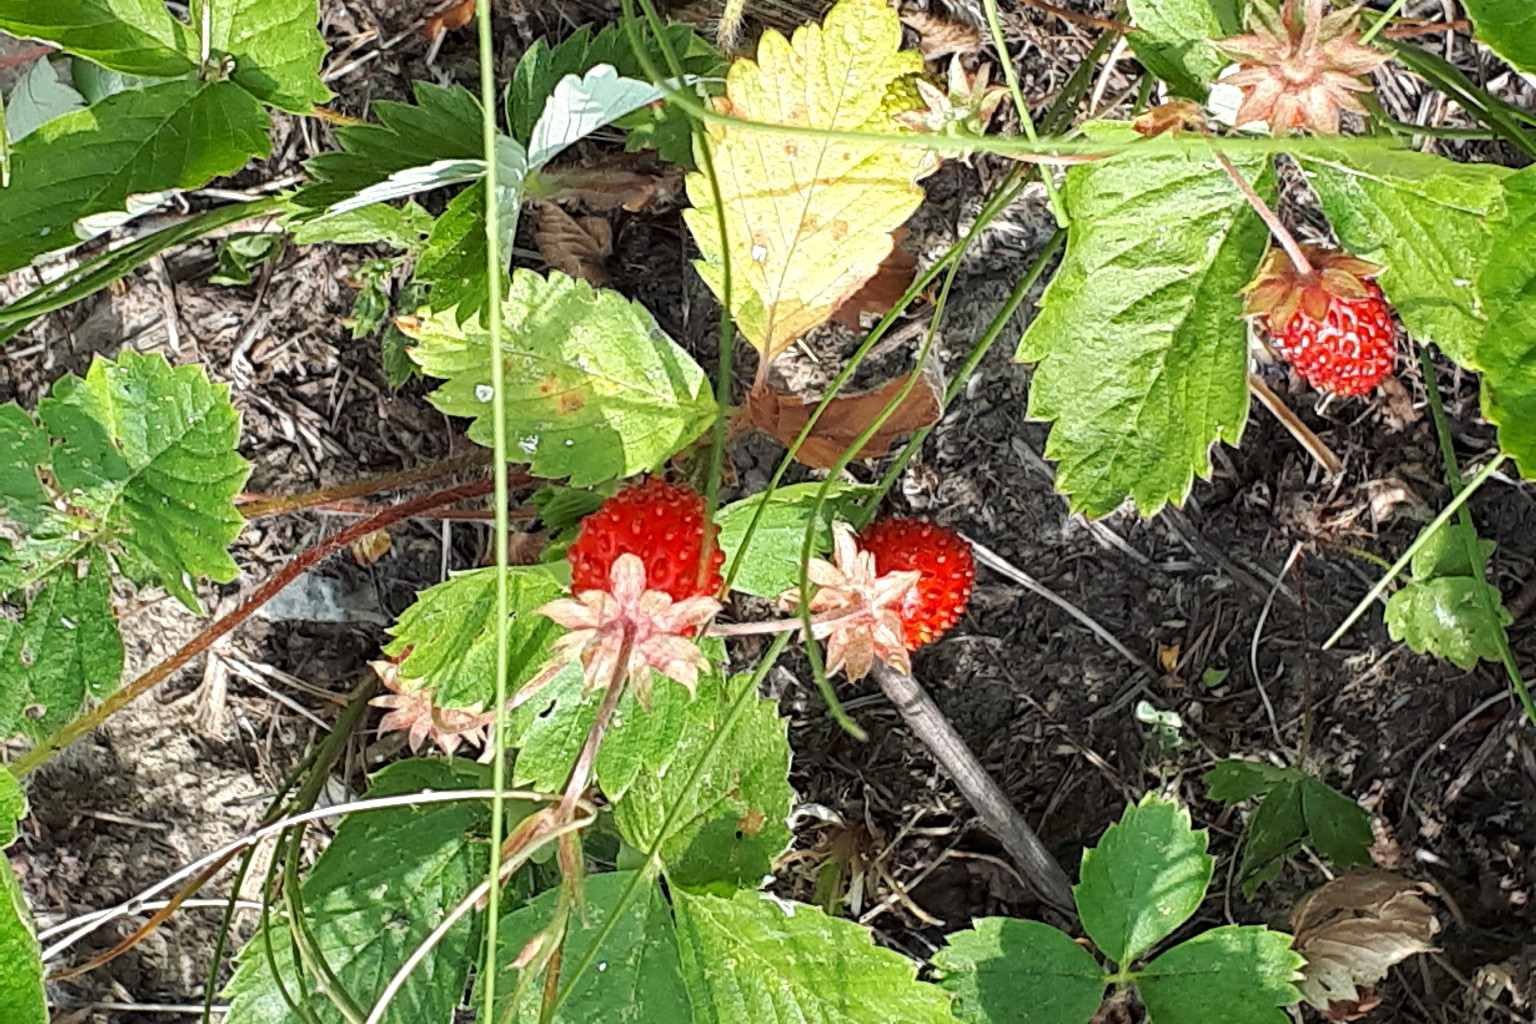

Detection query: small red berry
xmin=856 ymin=518 xmax=974 ymax=650
xmin=567 ymin=478 xmax=724 ymax=602
xmin=1272 ymin=278 xmax=1395 ymax=396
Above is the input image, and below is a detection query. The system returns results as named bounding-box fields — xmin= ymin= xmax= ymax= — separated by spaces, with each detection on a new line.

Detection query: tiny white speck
xmin=750 ymin=244 xmax=767 ymax=262
xmin=59 ymin=616 xmax=75 ymax=629
xmin=597 ymin=962 xmax=608 ymax=972
xmin=475 ymin=384 xmax=494 ymax=402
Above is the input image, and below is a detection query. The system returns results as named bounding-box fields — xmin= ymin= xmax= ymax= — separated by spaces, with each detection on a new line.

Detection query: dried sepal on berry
xmin=1133 ymin=100 xmax=1206 ymax=138
xmin=1242 ymin=244 xmax=1382 ymax=334
xmin=370 ymin=659 xmax=497 ymax=757
xmin=531 ymin=553 xmax=721 ymax=710
xmin=778 ymin=522 xmax=921 ymax=681
xmin=1215 ymin=0 xmax=1389 ymax=136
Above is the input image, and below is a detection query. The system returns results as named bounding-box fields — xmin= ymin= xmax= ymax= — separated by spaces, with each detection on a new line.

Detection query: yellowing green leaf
xmin=683 ymin=0 xmax=935 ymax=363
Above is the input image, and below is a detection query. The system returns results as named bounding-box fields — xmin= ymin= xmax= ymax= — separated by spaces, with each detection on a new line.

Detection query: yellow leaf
xmin=683 ymin=0 xmax=936 ymax=365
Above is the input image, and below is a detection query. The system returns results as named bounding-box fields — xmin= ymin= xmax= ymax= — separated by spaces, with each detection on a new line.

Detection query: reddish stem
xmin=1210 ymin=148 xmax=1314 ymax=277
xmin=237 ymin=451 xmax=500 ymax=518
xmin=7 ymin=478 xmax=495 ymax=779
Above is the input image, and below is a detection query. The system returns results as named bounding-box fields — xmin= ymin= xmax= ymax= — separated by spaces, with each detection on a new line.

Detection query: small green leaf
xmin=1384 ymin=524 xmax=1510 ymax=669
xmin=0 ymin=79 xmax=269 ymax=276
xmin=383 ymin=564 xmax=568 ymax=710
xmin=1463 ymin=0 xmax=1536 ymax=74
xmin=715 ymin=482 xmax=876 ymax=597
xmin=481 ymin=871 xmax=690 ymax=1023
xmin=1297 ymin=146 xmax=1510 ymax=367
xmin=1136 ymin=926 xmax=1302 ymax=1024
xmin=0 ymin=856 xmax=46 ymax=1024
xmin=672 ymin=888 xmax=956 ymax=1024
xmin=933 ymin=917 xmax=1106 ymax=1024
xmin=0 ymin=0 xmax=197 ymax=78
xmin=195 ymin=0 xmax=330 ymax=112
xmin=1075 ymin=794 xmax=1214 ymax=967
xmin=224 ymin=759 xmax=512 ymax=1024
xmin=4 ymin=57 xmax=85 ymax=143
xmin=1298 ymin=777 xmax=1372 ymax=870
xmin=1125 ymin=0 xmax=1238 ymax=96
xmin=0 ymin=553 xmax=122 ymax=740
xmin=1474 ymin=167 xmax=1536 ymax=477
xmin=0 ymin=772 xmax=24 ymax=848
xmin=1205 ymin=759 xmax=1292 ymax=805
xmin=414 ymin=182 xmax=491 ymax=321
xmin=37 ymin=351 xmax=250 ymax=612
xmin=289 ymin=201 xmax=434 ymax=248
xmin=404 ymin=269 xmax=716 ymax=487
xmin=527 ymin=66 xmax=669 ymax=168
xmin=594 ymin=644 xmax=717 ymax=802
xmin=1016 ymin=124 xmax=1270 ymax=517
xmin=1237 ymin=776 xmax=1304 ymax=899
xmin=209 ymin=232 xmax=282 ymax=287
xmin=612 ymin=671 xmax=792 ymax=890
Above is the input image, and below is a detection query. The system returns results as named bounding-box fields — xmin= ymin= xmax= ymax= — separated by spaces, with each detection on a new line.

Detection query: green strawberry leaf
xmin=481 ymin=871 xmax=691 ymax=1023
xmin=1474 ymin=167 xmax=1536 ymax=478
xmin=0 ymin=0 xmax=197 ymax=78
xmin=288 ymin=201 xmax=435 ymax=248
xmin=1075 ymin=794 xmax=1214 ymax=967
xmin=413 ymin=182 xmax=492 ymax=322
xmin=932 ymin=917 xmax=1106 ymax=1024
xmin=0 ymin=79 xmax=269 ymax=276
xmin=1296 ymin=146 xmax=1510 ymax=367
xmin=672 ymin=888 xmax=956 ymax=1023
xmin=224 ymin=759 xmax=518 ymax=1024
xmin=36 ymin=351 xmax=250 ymax=612
xmin=0 ymin=554 xmax=122 ymax=740
xmin=1136 ymin=925 xmax=1302 ymax=1024
xmin=1016 ymin=123 xmax=1270 ymax=518
xmin=1297 ymin=776 xmax=1373 ymax=870
xmin=383 ymin=564 xmax=569 ymax=710
xmin=402 ymin=269 xmax=716 ymax=487
xmin=1235 ymin=775 xmax=1305 ymax=899
xmin=1125 ymin=0 xmax=1239 ymax=97
xmin=1204 ymin=759 xmax=1293 ymax=804
xmin=0 ymin=773 xmax=23 ymax=848
xmin=1385 ymin=525 xmax=1510 ymax=669
xmin=612 ymin=671 xmax=792 ymax=891
xmin=0 ymin=404 xmax=53 ymax=534
xmin=0 ymin=856 xmax=45 ymax=1024
xmin=1462 ymin=0 xmax=1536 ymax=74
xmin=194 ymin=0 xmax=329 ymax=112
xmin=715 ymin=482 xmax=876 ymax=598
xmin=4 ymin=57 xmax=86 ymax=143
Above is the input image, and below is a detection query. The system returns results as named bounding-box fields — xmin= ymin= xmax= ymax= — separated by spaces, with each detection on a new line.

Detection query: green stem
xmin=1358 ymin=0 xmax=1413 ymax=46
xmin=981 ymin=0 xmax=1068 ymax=227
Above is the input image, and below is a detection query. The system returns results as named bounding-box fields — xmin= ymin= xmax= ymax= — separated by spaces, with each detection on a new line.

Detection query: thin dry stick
xmin=1248 ymin=372 xmax=1343 ymax=472
xmin=7 ymin=478 xmax=495 ymax=779
xmin=870 ymin=662 xmax=1075 ymax=914
xmin=236 ymin=450 xmax=497 ymax=517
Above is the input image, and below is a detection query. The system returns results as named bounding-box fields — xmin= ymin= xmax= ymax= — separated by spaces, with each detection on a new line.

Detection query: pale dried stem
xmin=1249 ymin=372 xmax=1343 ymax=472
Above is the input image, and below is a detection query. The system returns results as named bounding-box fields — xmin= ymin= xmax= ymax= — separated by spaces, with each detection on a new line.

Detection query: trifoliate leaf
xmin=382 ymin=564 xmax=568 ymax=710
xmin=612 ymin=672 xmax=792 ymax=891
xmin=932 ymin=917 xmax=1106 ymax=1024
xmin=1384 ymin=524 xmax=1510 ymax=669
xmin=1075 ymin=794 xmax=1213 ymax=967
xmin=293 ymin=83 xmax=484 ymax=212
xmin=683 ymin=0 xmax=936 ymax=364
xmin=1474 ymin=167 xmax=1536 ymax=478
xmin=1297 ymin=146 xmax=1510 ymax=367
xmin=0 ymin=554 xmax=122 ymax=741
xmin=0 ymin=857 xmax=45 ymax=1024
xmin=0 ymin=0 xmax=197 ymax=78
xmin=401 ymin=269 xmax=716 ymax=487
xmin=1017 ymin=122 xmax=1269 ymax=517
xmin=0 ymin=79 xmax=269 ymax=276
xmin=1463 ymin=0 xmax=1536 ymax=74
xmin=195 ymin=0 xmax=329 ymax=112
xmin=225 ymin=759 xmax=515 ymax=1024
xmin=1137 ymin=926 xmax=1303 ymax=1024
xmin=4 ymin=57 xmax=85 ymax=144
xmin=37 ymin=351 xmax=250 ymax=612
xmin=672 ymin=889 xmax=956 ymax=1023
xmin=480 ymin=871 xmax=691 ymax=1023
xmin=715 ymin=482 xmax=876 ymax=597
xmin=1289 ymin=871 xmax=1439 ymax=1012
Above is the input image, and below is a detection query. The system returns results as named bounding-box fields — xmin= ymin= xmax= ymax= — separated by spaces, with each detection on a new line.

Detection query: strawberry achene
xmin=567 ymin=478 xmax=724 ymax=602
xmin=857 ymin=518 xmax=974 ymax=650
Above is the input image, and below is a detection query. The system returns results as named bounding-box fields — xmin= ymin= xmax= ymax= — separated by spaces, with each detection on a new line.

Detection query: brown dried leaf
xmin=900 ymin=9 xmax=984 ymax=59
xmin=830 ymin=227 xmax=917 ymax=328
xmin=424 ymin=0 xmax=474 ymax=39
xmin=745 ymin=370 xmax=942 ymax=469
xmin=534 ymin=205 xmax=612 ymax=285
xmin=536 ymin=158 xmax=683 ymax=212
xmin=350 ymin=529 xmax=391 ymax=566
xmin=1291 ymin=870 xmax=1441 ymax=1011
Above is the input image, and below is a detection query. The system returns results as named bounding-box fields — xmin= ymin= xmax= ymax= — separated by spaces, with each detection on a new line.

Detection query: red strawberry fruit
xmin=1244 ymin=244 xmax=1396 ymax=396
xmin=856 ymin=518 xmax=974 ymax=649
xmin=567 ymin=477 xmax=724 ymax=602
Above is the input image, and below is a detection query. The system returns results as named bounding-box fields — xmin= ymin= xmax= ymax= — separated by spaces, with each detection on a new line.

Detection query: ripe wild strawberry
xmin=567 ymin=477 xmax=724 ymax=602
xmin=1244 ymin=245 xmax=1397 ymax=396
xmin=856 ymin=518 xmax=974 ymax=650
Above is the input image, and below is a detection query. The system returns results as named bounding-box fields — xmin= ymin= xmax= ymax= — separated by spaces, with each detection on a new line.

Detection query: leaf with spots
xmin=683 ymin=0 xmax=937 ymax=365
xmin=399 ymin=269 xmax=716 ymax=487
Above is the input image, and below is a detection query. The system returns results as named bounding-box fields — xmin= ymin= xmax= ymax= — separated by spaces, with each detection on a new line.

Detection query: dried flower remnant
xmin=895 ymin=58 xmax=1010 ymax=139
xmin=370 ymin=659 xmax=497 ymax=756
xmin=1215 ymin=0 xmax=1389 ymax=136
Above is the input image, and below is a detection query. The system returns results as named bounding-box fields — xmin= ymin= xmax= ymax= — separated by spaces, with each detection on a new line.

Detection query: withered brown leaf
xmin=900 ymin=9 xmax=984 ymax=59
xmin=745 ymin=370 xmax=942 ymax=469
xmin=534 ymin=204 xmax=612 ymax=285
xmin=1290 ymin=870 xmax=1441 ymax=1013
xmin=535 ymin=157 xmax=683 ymax=213
xmin=830 ymin=227 xmax=917 ymax=329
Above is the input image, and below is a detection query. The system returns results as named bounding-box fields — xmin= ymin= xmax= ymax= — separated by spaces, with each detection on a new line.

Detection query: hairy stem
xmin=237 ymin=451 xmax=499 ymax=517
xmin=1211 ymin=149 xmax=1312 ymax=276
